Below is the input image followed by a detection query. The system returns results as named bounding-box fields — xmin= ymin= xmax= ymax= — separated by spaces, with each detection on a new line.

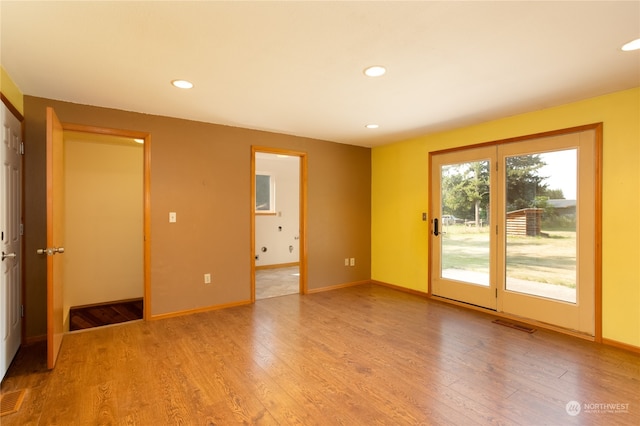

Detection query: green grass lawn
xmin=441 ymin=225 xmax=576 ymax=287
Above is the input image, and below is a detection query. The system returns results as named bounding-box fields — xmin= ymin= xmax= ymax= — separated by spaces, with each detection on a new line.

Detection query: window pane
xmin=440 ymin=160 xmax=490 ymax=286
xmin=504 ymin=149 xmax=577 ymax=303
xmin=256 ymin=174 xmax=271 ymax=211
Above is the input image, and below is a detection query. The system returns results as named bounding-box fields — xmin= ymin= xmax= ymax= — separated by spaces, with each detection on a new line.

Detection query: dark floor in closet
xmin=69 ymin=298 xmax=143 ymax=331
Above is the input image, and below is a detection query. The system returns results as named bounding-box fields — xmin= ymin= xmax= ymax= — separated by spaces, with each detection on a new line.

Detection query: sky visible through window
xmin=538 ymin=149 xmax=577 ymax=200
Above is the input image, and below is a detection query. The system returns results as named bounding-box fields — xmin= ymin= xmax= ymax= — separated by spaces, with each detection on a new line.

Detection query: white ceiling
xmin=1 ymin=1 xmax=638 ymax=147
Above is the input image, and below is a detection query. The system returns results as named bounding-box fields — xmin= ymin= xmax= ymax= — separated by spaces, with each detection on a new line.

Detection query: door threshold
xmin=430 ymin=294 xmax=497 ymax=312
xmin=429 ymin=294 xmax=594 ymax=341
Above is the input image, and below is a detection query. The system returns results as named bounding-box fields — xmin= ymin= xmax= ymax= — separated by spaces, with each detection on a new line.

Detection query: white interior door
xmin=1 ymin=101 xmax=23 ymax=380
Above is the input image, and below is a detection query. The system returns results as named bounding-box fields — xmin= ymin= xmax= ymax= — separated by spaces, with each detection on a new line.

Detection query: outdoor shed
xmin=506 ymin=208 xmax=543 ymax=236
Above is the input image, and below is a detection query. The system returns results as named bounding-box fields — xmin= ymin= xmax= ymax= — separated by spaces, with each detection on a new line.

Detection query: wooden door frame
xmin=61 ymin=123 xmax=152 ymax=320
xmin=427 ymin=123 xmax=603 ymax=342
xmin=250 ymin=146 xmax=307 ymax=302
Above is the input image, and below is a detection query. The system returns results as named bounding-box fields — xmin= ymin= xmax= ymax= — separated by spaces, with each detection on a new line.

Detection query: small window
xmin=256 ymin=172 xmax=276 ymax=214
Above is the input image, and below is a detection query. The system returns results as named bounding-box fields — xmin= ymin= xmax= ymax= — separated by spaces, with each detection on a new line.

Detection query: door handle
xmin=36 ymin=247 xmax=65 ymax=256
xmin=434 ymin=218 xmax=439 ymax=236
xmin=1 ymin=252 xmax=16 ymax=261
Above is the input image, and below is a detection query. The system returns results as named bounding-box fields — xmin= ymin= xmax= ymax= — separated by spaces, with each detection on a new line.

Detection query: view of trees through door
xmin=439 ymin=149 xmax=577 ymax=301
xmin=431 ymin=126 xmax=600 ymax=335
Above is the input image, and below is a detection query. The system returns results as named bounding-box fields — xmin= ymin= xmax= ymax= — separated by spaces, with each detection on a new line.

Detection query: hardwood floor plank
xmin=91 ymin=381 xmax=118 ymax=424
xmin=2 ymin=284 xmax=638 ymax=425
xmin=167 ymin=312 xmax=316 ymax=424
xmin=254 ymin=294 xmax=483 ymax=425
xmin=244 ymin=301 xmax=425 ymax=423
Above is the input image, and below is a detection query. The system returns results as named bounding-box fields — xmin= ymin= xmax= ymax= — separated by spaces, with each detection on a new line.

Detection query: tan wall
xmin=63 ymin=135 xmax=144 ymax=322
xmin=23 ymin=96 xmax=371 ymax=338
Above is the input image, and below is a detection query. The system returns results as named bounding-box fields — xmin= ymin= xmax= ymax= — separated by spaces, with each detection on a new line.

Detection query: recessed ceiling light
xmin=365 ymin=124 xmax=379 ymax=129
xmin=621 ymin=38 xmax=640 ymax=51
xmin=363 ymin=66 xmax=386 ymax=77
xmin=171 ymin=79 xmax=194 ymax=89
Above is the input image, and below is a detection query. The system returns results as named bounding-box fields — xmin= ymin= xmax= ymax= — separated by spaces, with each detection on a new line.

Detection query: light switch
xmin=169 ymin=212 xmax=177 ymax=223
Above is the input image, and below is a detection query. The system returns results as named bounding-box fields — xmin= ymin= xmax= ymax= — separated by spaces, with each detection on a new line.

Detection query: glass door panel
xmin=431 ymin=146 xmax=496 ymax=310
xmin=431 ymin=129 xmax=596 ymax=334
xmin=441 ymin=161 xmax=491 ymax=286
xmin=498 ymin=130 xmax=596 ymax=335
xmin=504 ymin=149 xmax=577 ymax=303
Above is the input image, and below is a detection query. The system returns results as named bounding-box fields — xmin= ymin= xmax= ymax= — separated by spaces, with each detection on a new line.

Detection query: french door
xmin=431 ymin=146 xmax=497 ymax=310
xmin=430 ymin=127 xmax=598 ymax=335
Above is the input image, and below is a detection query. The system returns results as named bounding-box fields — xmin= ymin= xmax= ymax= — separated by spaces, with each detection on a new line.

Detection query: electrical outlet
xmin=204 ymin=273 xmax=211 ymax=284
xmin=345 ymin=258 xmax=349 ymax=266
xmin=350 ymin=258 xmax=355 ymax=267
xmin=169 ymin=212 xmax=177 ymax=223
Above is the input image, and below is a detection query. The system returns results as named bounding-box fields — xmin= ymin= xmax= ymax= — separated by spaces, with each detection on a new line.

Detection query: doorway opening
xmin=251 ymin=147 xmax=307 ymax=301
xmin=63 ymin=131 xmax=143 ymax=330
xmin=45 ymin=110 xmax=151 ymax=368
xmin=61 ymin=125 xmax=151 ymax=330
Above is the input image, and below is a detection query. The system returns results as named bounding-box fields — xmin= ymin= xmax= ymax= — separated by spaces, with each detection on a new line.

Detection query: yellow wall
xmin=0 ymin=66 xmax=24 ymax=115
xmin=372 ymin=87 xmax=640 ymax=348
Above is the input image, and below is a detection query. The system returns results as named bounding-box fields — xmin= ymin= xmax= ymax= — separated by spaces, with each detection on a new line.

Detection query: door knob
xmin=36 ymin=247 xmax=65 ymax=256
xmin=1 ymin=252 xmax=16 ymax=261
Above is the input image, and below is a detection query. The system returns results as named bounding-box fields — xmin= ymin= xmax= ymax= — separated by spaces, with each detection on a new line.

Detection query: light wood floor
xmin=2 ymin=284 xmax=639 ymax=425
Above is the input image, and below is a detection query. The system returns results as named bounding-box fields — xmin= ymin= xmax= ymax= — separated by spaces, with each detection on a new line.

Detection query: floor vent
xmin=1 ymin=389 xmax=26 ymax=417
xmin=492 ymin=319 xmax=536 ymax=333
